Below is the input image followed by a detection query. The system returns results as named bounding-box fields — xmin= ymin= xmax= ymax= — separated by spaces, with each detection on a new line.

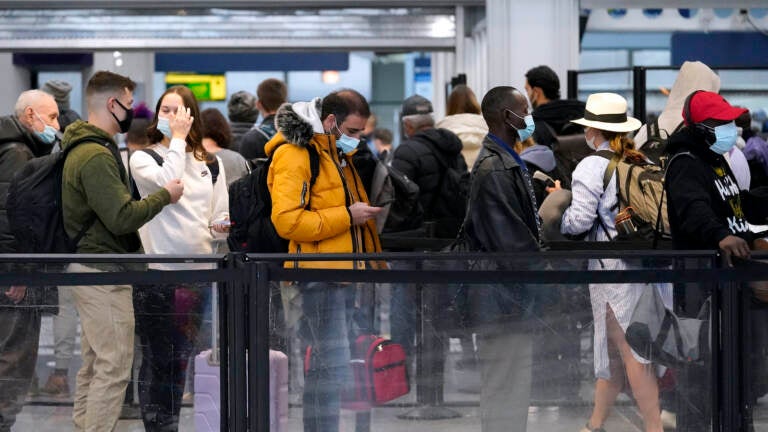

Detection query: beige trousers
xmin=68 ymin=263 xmax=134 ymax=432
xmin=476 ymin=322 xmax=533 ymax=432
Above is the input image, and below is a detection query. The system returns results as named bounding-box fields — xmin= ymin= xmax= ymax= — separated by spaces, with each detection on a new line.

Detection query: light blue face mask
xmin=334 ymin=122 xmax=359 ymax=154
xmin=707 ymin=121 xmax=738 ymax=155
xmin=157 ymin=116 xmax=172 ymax=139
xmin=33 ymin=111 xmax=58 ymax=145
xmin=508 ymin=110 xmax=536 ymax=142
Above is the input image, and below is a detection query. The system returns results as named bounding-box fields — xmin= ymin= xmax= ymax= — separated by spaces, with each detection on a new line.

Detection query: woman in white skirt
xmin=552 ymin=93 xmax=670 ymax=432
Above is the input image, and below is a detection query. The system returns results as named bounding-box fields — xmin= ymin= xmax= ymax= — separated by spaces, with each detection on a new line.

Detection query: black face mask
xmin=111 ymin=98 xmax=134 ymax=133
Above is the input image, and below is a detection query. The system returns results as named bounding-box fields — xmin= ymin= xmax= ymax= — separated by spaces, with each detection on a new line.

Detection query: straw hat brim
xmin=571 ymin=116 xmax=642 ymax=133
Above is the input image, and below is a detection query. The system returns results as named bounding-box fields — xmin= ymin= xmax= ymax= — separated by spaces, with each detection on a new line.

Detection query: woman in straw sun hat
xmin=549 ymin=92 xmax=669 ymax=432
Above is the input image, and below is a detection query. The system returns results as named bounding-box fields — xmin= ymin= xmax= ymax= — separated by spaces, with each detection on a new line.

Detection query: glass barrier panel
xmin=0 ymin=257 xmax=225 ymax=431
xmin=267 ymin=253 xmax=718 ymax=432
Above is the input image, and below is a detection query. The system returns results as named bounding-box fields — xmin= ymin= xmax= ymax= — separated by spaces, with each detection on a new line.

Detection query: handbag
xmin=304 ymin=334 xmax=409 ymax=410
xmin=626 ymin=285 xmax=711 ymax=367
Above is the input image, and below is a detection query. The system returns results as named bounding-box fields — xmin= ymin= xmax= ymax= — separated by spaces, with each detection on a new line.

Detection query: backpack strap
xmin=269 ymin=143 xmax=320 ymax=209
xmin=142 ymin=147 xmax=221 ymax=185
xmin=206 ymin=156 xmax=220 ymax=185
xmin=140 ymin=148 xmax=165 ymax=166
xmin=60 ymin=136 xmax=116 ymax=250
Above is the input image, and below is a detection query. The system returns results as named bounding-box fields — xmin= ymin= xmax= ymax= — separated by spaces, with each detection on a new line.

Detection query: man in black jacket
xmin=666 ymin=90 xmax=768 ymax=432
xmin=0 ymin=90 xmax=60 ymax=431
xmin=525 ymin=65 xmax=585 ymax=147
xmin=239 ymin=78 xmax=287 ymax=160
xmin=464 ymin=86 xmax=541 ymax=432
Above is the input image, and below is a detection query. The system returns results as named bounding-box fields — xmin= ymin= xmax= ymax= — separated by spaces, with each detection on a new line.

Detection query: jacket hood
xmin=533 ymin=99 xmax=586 ymax=125
xmin=270 ymin=98 xmax=324 ymax=152
xmin=409 ymin=128 xmax=464 ymax=156
xmin=0 ymin=115 xmax=51 ymax=157
xmin=520 ymin=144 xmax=556 ymax=172
xmin=635 ymin=61 xmax=720 ymax=146
xmin=61 ymin=119 xmax=115 ymax=151
xmin=436 ymin=113 xmax=488 ymax=137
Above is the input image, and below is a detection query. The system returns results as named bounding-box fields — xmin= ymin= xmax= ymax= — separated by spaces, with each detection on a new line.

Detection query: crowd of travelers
xmin=0 ymin=59 xmax=768 ymax=432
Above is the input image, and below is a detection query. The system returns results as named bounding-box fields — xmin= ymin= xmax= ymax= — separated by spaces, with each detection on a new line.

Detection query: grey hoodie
xmin=634 ymin=61 xmax=720 ymax=148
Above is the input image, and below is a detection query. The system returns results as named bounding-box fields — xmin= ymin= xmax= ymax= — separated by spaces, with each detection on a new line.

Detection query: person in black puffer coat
xmin=392 ymin=95 xmax=468 ymax=237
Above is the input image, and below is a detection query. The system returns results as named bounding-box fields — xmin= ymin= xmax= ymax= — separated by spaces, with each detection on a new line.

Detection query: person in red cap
xmin=664 ymin=90 xmax=768 ymax=431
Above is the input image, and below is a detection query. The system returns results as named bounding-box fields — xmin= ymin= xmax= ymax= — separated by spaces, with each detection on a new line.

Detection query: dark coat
xmin=531 ymin=99 xmax=586 ymax=147
xmin=463 ymin=135 xmax=542 ymax=326
xmin=0 ymin=115 xmax=53 ymax=307
xmin=391 ymin=128 xmax=467 ymax=221
xmin=229 ymin=121 xmax=254 ymax=153
xmin=239 ymin=115 xmax=276 ymax=160
xmin=0 ymin=116 xmax=53 ymax=254
xmin=665 ymin=127 xmax=768 ymax=250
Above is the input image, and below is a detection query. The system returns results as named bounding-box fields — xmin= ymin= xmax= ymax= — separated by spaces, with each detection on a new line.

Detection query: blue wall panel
xmin=672 ymin=32 xmax=768 ymax=68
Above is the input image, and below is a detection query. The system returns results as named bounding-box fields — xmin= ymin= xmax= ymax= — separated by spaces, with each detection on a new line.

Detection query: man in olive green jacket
xmin=61 ymin=71 xmax=183 ymax=432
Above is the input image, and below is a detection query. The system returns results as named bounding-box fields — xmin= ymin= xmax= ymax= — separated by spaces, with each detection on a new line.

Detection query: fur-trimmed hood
xmin=268 ymin=98 xmax=324 ymax=153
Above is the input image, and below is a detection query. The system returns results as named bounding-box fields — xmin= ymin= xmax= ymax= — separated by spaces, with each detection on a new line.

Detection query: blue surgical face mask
xmin=33 ymin=111 xmax=57 ymax=145
xmin=334 ymin=121 xmax=359 ymax=154
xmin=157 ymin=116 xmax=172 ymax=139
xmin=508 ymin=110 xmax=536 ymax=142
xmin=708 ymin=121 xmax=738 ymax=155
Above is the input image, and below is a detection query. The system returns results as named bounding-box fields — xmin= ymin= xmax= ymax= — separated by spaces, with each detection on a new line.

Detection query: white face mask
xmin=585 ymin=128 xmax=597 ymax=150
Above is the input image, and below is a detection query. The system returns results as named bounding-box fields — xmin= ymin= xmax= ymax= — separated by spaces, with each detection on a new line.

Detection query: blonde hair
xmin=603 ymin=130 xmax=646 ymax=165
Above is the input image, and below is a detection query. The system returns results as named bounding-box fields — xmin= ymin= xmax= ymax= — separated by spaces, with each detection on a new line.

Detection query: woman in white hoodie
xmin=436 ymin=84 xmax=488 ymax=170
xmin=130 ymin=85 xmax=229 ymax=432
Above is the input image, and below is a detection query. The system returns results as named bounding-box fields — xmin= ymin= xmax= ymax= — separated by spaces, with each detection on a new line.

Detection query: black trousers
xmin=0 ymin=304 xmax=40 ymax=432
xmin=133 ymin=283 xmax=205 ymax=432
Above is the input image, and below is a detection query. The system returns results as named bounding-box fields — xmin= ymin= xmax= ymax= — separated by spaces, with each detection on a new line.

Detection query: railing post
xmin=219 ymin=256 xmax=230 ymax=432
xmin=567 ymin=69 xmax=579 ymax=100
xmin=228 ymin=253 xmax=249 ymax=432
xmin=719 ymin=255 xmax=741 ymax=432
xmin=248 ymin=260 xmax=271 ymax=432
xmin=398 ymin=259 xmax=461 ymax=420
xmin=632 ymin=66 xmax=647 ymax=123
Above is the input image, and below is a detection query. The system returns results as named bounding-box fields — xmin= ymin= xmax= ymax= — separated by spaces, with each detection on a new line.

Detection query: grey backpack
xmin=626 ymin=285 xmax=711 ymax=367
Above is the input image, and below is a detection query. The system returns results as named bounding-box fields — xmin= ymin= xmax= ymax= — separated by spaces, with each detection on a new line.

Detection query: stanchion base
xmin=397 ymin=405 xmax=462 ymax=420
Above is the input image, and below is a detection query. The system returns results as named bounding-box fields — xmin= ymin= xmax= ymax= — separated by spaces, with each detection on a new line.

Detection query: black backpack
xmin=638 ymin=118 xmax=683 ymax=167
xmin=370 ymin=151 xmax=423 ymax=235
xmin=227 ymin=144 xmax=320 ymax=253
xmin=421 ymin=142 xmax=470 ymax=239
xmin=6 ymin=136 xmax=112 ymax=253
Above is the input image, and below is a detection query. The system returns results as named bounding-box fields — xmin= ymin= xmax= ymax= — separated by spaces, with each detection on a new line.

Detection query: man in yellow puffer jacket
xmin=266 ymin=89 xmax=383 ymax=432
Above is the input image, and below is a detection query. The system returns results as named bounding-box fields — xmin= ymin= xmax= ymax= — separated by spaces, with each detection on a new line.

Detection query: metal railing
xmin=2 ymin=250 xmax=768 ymax=431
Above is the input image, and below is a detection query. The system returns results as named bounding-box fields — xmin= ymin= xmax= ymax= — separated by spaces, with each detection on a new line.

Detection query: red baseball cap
xmin=684 ymin=91 xmax=748 ymax=125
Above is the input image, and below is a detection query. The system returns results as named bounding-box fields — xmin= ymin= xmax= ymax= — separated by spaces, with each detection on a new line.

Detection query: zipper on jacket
xmin=300 ymin=182 xmax=308 ymax=207
xmin=294 ymin=244 xmax=301 ymax=269
xmin=328 ymin=135 xmax=359 ymax=255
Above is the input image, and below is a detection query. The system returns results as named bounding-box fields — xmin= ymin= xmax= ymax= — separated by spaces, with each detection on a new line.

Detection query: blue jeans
xmin=390 ymin=260 xmax=417 ymax=357
xmin=300 ymin=282 xmax=361 ymax=432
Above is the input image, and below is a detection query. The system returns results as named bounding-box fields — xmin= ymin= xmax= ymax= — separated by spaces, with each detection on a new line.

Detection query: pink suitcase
xmin=194 ymin=287 xmax=289 ymax=432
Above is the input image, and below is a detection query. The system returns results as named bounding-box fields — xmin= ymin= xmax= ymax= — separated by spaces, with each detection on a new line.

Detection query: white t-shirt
xmin=130 ymin=138 xmax=229 ymax=270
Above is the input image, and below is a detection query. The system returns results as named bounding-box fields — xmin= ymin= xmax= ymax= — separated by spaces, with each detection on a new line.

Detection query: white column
xmin=90 ymin=51 xmax=155 ymax=105
xmin=0 ymin=54 xmax=31 ymax=116
xmin=431 ymin=51 xmax=455 ymax=120
xmin=486 ymin=0 xmax=580 ymax=97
